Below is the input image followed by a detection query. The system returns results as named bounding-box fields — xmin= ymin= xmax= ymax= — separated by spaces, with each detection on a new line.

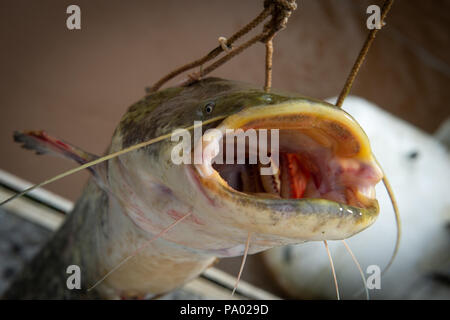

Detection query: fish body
xmin=3 ymin=78 xmax=383 ymax=299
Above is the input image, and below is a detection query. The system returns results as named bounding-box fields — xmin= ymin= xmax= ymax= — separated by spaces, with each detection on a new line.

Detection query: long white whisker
xmin=381 ymin=176 xmax=401 ymax=275
xmin=88 ymin=212 xmax=192 ymax=292
xmin=232 ymin=232 xmax=252 ymax=296
xmin=323 ymin=240 xmax=340 ymax=300
xmin=0 ymin=116 xmax=227 ymax=207
xmin=341 ymin=240 xmax=369 ymax=300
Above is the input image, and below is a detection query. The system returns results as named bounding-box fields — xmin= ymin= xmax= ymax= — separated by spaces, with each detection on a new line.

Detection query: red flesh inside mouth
xmin=281 ymin=153 xmax=309 ymax=199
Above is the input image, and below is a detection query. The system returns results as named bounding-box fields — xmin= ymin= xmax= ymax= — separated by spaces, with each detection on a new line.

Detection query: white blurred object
xmin=263 ymin=96 xmax=450 ymax=299
xmin=435 ymin=117 xmax=450 ymax=149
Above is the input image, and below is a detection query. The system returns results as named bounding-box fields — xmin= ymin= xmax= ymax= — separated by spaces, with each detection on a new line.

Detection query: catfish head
xmin=107 ymin=77 xmax=383 ymax=257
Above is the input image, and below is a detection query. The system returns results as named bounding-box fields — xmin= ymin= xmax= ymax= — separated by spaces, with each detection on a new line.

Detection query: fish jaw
xmin=189 ymin=99 xmax=383 ymax=242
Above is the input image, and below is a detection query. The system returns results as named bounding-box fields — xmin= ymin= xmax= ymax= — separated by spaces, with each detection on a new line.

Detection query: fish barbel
xmin=3 ymin=78 xmax=383 ymax=299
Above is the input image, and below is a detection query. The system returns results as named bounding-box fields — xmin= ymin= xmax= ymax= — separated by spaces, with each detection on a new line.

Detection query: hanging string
xmin=149 ymin=0 xmax=297 ymax=93
xmin=335 ymin=0 xmax=394 ymax=107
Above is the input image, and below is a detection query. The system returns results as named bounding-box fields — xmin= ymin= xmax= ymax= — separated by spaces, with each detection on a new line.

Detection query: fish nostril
xmin=408 ymin=150 xmax=419 ymax=160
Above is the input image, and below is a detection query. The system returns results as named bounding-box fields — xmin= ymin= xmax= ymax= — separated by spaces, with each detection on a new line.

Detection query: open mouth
xmin=194 ymin=102 xmax=383 ymax=210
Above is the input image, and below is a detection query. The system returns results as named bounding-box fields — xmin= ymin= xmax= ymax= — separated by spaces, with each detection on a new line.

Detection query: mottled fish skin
xmin=3 ymin=78 xmax=381 ymax=299
xmin=118 ymin=78 xmax=304 ymax=149
xmin=3 ymin=180 xmax=106 ymax=299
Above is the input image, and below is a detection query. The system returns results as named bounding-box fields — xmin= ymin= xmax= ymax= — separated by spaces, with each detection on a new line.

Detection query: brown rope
xmin=148 ymin=5 xmax=273 ymax=93
xmin=264 ymin=37 xmax=274 ymax=92
xmin=148 ymin=0 xmax=297 ymax=93
xmin=182 ymin=32 xmax=269 ymax=87
xmin=261 ymin=0 xmax=297 ymax=41
xmin=335 ymin=0 xmax=394 ymax=107
xmin=262 ymin=0 xmax=298 ymax=91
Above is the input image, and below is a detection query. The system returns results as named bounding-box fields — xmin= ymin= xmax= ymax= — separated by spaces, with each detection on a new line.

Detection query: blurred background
xmin=0 ymin=0 xmax=449 ymax=298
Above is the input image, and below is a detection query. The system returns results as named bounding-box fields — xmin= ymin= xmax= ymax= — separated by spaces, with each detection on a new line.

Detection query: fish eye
xmin=204 ymin=102 xmax=215 ymax=114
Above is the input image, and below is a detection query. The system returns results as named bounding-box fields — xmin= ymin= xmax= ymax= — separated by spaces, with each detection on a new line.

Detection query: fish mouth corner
xmin=188 ymin=101 xmax=382 ymax=239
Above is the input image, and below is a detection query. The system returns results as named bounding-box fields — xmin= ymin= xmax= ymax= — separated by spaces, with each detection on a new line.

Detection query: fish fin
xmin=13 ymin=130 xmax=99 ymax=165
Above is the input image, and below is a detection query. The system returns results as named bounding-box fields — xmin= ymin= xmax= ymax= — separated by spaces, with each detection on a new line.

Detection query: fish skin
xmin=3 ymin=180 xmax=106 ymax=299
xmin=2 ymin=78 xmax=381 ymax=299
xmin=118 ymin=77 xmax=302 ymax=148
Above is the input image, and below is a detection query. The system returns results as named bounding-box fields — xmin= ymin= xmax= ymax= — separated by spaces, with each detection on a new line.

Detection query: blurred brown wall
xmin=1 ymin=0 xmax=449 ymax=201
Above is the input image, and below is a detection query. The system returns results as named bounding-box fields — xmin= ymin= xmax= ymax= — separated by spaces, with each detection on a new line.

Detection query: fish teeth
xmin=259 ymin=158 xmax=280 ymax=195
xmin=358 ymin=186 xmax=375 ymax=199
